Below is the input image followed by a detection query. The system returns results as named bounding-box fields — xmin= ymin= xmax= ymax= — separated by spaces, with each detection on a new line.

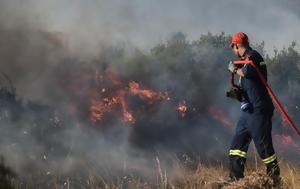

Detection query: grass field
xmin=6 ymin=157 xmax=300 ymax=189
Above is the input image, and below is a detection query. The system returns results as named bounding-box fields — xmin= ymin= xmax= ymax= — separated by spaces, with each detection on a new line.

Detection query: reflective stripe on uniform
xmin=229 ymin=149 xmax=247 ymax=158
xmin=262 ymin=154 xmax=277 ymax=164
xmin=260 ymin=61 xmax=266 ymax=66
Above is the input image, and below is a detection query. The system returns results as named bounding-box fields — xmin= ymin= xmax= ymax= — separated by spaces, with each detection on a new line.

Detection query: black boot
xmin=266 ymin=160 xmax=280 ymax=187
xmin=229 ymin=155 xmax=246 ymax=180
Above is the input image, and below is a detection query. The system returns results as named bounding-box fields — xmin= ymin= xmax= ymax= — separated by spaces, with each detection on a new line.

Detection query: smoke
xmin=1 ymin=0 xmax=300 ymax=54
xmin=0 ymin=0 xmax=299 ymax=187
xmin=0 ymin=29 xmax=232 ymax=188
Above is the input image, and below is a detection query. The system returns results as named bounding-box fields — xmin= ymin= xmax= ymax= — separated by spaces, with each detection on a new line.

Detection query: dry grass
xmin=10 ymin=159 xmax=300 ymax=189
xmin=172 ymin=161 xmax=300 ymax=189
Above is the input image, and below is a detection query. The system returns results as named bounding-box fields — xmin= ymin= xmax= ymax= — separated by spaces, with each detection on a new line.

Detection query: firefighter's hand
xmin=228 ymin=61 xmax=237 ymax=73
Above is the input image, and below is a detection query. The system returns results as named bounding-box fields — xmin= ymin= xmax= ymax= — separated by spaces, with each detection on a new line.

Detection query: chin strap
xmin=233 ymin=60 xmax=300 ymax=137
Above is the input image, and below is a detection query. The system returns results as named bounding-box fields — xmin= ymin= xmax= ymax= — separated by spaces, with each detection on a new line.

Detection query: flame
xmin=90 ymin=97 xmax=119 ymax=123
xmin=206 ymin=105 xmax=233 ymax=128
xmin=129 ymin=81 xmax=169 ymax=103
xmin=118 ymin=91 xmax=135 ymax=123
xmin=281 ymin=134 xmax=293 ymax=145
xmin=274 ymin=133 xmax=300 ymax=148
xmin=274 ymin=133 xmax=300 ymax=156
xmin=88 ymin=70 xmax=169 ymax=125
xmin=177 ymin=101 xmax=188 ymax=118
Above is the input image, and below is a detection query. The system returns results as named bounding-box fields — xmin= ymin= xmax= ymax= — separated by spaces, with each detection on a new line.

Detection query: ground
xmin=8 ymin=159 xmax=300 ymax=189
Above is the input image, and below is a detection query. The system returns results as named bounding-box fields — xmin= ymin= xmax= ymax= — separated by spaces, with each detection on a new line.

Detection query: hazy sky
xmin=1 ymin=0 xmax=300 ymax=54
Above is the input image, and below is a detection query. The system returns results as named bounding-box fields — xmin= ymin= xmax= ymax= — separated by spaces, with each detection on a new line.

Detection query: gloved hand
xmin=228 ymin=61 xmax=237 ymax=73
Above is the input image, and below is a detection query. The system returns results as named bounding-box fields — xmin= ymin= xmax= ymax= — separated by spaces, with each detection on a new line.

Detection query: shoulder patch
xmin=259 ymin=61 xmax=266 ymax=66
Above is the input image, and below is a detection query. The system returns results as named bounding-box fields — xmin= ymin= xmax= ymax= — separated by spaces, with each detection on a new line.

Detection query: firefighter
xmin=227 ymin=32 xmax=280 ymax=186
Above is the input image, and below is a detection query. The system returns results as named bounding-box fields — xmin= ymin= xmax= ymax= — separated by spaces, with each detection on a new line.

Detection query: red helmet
xmin=229 ymin=32 xmax=249 ymax=48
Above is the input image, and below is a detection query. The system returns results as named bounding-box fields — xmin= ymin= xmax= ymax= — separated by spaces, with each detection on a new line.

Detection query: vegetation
xmin=1 ymin=31 xmax=300 ymax=188
xmin=5 ymin=158 xmax=300 ymax=189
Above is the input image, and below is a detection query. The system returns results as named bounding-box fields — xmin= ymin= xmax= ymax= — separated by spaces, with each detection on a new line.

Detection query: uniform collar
xmin=241 ymin=47 xmax=252 ymax=60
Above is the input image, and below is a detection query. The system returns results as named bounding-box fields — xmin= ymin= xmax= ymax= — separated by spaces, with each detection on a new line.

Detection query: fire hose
xmin=232 ymin=60 xmax=300 ymax=137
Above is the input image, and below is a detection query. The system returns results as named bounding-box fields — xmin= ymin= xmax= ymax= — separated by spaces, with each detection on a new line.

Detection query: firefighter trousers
xmin=229 ymin=107 xmax=280 ymax=179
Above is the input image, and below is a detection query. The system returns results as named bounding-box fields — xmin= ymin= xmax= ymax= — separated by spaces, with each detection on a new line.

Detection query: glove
xmin=228 ymin=61 xmax=237 ymax=73
xmin=240 ymin=100 xmax=251 ymax=111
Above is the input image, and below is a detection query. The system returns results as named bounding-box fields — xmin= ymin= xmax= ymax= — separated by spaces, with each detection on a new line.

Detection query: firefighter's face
xmin=232 ymin=44 xmax=241 ymax=57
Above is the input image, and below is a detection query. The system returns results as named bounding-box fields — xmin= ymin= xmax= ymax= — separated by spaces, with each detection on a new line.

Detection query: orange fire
xmin=129 ymin=81 xmax=169 ymax=103
xmin=274 ymin=133 xmax=300 ymax=148
xmin=274 ymin=133 xmax=300 ymax=156
xmin=177 ymin=101 xmax=188 ymax=118
xmin=90 ymin=97 xmax=120 ymax=122
xmin=89 ymin=70 xmax=170 ymax=125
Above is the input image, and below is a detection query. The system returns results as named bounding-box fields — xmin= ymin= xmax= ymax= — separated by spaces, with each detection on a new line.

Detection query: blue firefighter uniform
xmin=229 ymin=48 xmax=280 ymax=180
